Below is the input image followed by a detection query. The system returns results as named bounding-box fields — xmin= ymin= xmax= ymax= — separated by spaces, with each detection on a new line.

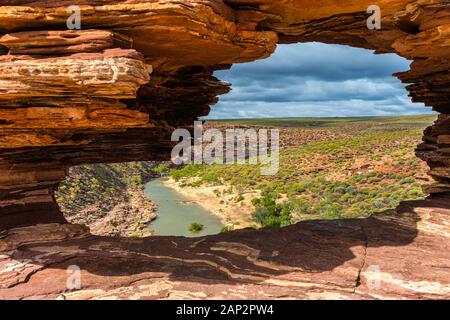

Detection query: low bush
xmin=189 ymin=222 xmax=204 ymax=233
xmin=252 ymin=193 xmax=292 ymax=228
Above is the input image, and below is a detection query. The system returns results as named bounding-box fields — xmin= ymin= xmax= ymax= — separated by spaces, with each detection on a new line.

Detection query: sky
xmin=205 ymin=43 xmax=434 ymax=119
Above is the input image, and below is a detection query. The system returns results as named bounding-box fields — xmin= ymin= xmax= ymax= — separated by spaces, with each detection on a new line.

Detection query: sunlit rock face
xmin=0 ymin=2 xmax=448 ymax=227
xmin=0 ymin=0 xmax=449 ymax=301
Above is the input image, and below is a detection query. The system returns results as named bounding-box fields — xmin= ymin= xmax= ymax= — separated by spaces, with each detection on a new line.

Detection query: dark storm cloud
xmin=205 ymin=43 xmax=433 ymax=119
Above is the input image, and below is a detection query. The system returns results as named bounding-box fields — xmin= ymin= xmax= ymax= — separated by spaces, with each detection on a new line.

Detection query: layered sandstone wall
xmin=0 ymin=0 xmax=449 ymax=301
xmin=0 ymin=0 xmax=449 ymax=228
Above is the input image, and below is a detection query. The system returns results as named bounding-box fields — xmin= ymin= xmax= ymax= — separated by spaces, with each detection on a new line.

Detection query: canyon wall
xmin=0 ymin=1 xmax=449 ymax=227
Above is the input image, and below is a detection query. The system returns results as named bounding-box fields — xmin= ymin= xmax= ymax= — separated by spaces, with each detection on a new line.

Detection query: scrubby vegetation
xmin=153 ymin=163 xmax=169 ymax=176
xmin=56 ymin=162 xmax=171 ymax=237
xmin=170 ymin=115 xmax=435 ymax=228
xmin=252 ymin=192 xmax=292 ymax=228
xmin=56 ymin=162 xmax=158 ymax=214
xmin=221 ymin=226 xmax=235 ymax=233
xmin=189 ymin=222 xmax=205 ymax=233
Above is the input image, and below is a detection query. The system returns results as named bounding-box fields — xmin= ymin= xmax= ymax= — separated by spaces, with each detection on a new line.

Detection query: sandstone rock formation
xmin=1 ymin=196 xmax=449 ymax=299
xmin=0 ymin=0 xmax=449 ymax=299
xmin=0 ymin=0 xmax=449 ymax=227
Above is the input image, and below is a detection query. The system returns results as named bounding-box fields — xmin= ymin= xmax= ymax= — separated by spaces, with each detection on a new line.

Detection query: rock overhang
xmin=0 ymin=0 xmax=448 ymax=301
xmin=0 ymin=0 xmax=448 ymax=227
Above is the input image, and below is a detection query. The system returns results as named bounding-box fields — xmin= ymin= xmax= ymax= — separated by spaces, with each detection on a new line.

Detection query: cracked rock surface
xmin=1 ymin=196 xmax=449 ymax=300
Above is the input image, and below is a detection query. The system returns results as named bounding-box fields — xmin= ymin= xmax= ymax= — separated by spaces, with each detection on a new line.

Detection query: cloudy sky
xmin=205 ymin=43 xmax=433 ymax=119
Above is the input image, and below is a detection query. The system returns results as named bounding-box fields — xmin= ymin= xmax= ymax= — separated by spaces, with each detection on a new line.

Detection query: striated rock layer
xmin=0 ymin=196 xmax=449 ymax=300
xmin=0 ymin=0 xmax=449 ymax=299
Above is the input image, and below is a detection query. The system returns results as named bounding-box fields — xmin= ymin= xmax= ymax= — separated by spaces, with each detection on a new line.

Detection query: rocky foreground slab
xmin=1 ymin=195 xmax=448 ymax=300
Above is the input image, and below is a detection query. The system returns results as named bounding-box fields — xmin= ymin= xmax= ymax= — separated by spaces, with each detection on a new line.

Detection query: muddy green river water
xmin=144 ymin=178 xmax=224 ymax=237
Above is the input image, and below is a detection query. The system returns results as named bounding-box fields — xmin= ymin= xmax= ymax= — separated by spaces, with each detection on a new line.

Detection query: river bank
xmin=56 ymin=162 xmax=161 ymax=237
xmin=56 ymin=161 xmax=257 ymax=237
xmin=66 ymin=187 xmax=157 ymax=237
xmin=145 ymin=178 xmax=224 ymax=237
xmin=162 ymin=178 xmax=258 ymax=229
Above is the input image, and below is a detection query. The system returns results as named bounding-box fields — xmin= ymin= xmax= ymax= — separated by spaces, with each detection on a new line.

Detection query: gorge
xmin=0 ymin=0 xmax=449 ymax=299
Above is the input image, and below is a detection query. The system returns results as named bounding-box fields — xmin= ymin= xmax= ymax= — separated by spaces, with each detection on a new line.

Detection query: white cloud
xmin=205 ymin=43 xmax=433 ymax=119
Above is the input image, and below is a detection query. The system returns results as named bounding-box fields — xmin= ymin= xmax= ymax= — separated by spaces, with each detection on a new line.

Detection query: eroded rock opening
xmin=0 ymin=1 xmax=447 ymax=231
xmin=0 ymin=0 xmax=449 ymax=299
xmin=52 ymin=42 xmax=438 ymax=238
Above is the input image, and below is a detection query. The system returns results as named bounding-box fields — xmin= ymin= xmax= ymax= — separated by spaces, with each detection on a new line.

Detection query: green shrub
xmin=189 ymin=222 xmax=204 ymax=233
xmin=153 ymin=163 xmax=167 ymax=175
xmin=252 ymin=193 xmax=292 ymax=228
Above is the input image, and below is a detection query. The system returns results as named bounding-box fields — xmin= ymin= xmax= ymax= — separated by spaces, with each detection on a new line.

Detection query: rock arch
xmin=0 ymin=0 xmax=448 ymax=228
xmin=0 ymin=0 xmax=449 ymax=299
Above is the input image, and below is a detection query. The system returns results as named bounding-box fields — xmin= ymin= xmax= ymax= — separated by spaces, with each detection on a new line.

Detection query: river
xmin=144 ymin=178 xmax=224 ymax=237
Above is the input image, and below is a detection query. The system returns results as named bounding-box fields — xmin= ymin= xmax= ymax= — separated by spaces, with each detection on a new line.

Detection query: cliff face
xmin=0 ymin=0 xmax=449 ymax=299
